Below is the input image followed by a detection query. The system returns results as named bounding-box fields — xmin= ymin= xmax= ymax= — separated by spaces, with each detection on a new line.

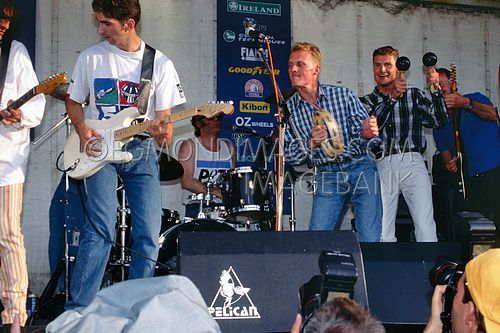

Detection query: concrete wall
xmin=24 ymin=0 xmax=500 ymax=292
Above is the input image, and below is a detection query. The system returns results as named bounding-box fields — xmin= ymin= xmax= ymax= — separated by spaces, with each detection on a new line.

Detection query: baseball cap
xmin=465 ymin=248 xmax=500 ymax=332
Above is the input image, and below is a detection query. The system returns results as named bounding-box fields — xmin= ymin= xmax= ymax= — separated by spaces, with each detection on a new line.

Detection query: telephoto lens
xmin=429 ymin=256 xmax=465 ymax=333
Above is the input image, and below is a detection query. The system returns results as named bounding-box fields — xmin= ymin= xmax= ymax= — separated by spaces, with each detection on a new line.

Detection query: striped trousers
xmin=0 ymin=183 xmax=28 ymax=325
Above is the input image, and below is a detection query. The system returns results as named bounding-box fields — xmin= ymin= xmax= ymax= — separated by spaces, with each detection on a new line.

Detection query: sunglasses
xmin=206 ymin=115 xmax=223 ymax=121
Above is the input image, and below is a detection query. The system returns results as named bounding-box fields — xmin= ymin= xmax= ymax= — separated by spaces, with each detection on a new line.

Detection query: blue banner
xmin=217 ymin=0 xmax=291 ymax=168
xmin=13 ymin=0 xmax=36 ymax=62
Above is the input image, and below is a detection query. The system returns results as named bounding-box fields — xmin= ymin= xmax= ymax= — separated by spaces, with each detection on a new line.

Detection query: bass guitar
xmin=450 ymin=63 xmax=467 ymax=200
xmin=64 ymin=102 xmax=234 ymax=180
xmin=0 ymin=72 xmax=67 ymax=121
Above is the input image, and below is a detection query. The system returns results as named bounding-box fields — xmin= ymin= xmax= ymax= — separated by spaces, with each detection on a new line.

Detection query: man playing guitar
xmin=64 ymin=0 xmax=186 ymax=309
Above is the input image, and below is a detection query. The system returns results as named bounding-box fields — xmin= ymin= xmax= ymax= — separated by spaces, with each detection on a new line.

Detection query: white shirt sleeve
xmin=2 ymin=41 xmax=46 ymax=129
xmin=152 ymin=54 xmax=186 ymax=112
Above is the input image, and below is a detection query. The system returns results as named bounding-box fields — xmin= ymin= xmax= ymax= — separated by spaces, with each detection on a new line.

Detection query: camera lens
xmin=428 ymin=256 xmax=464 ymax=288
xmin=299 ymin=275 xmax=322 ymax=320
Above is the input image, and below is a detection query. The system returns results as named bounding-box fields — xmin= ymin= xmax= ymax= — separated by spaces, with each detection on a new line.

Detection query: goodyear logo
xmin=240 ymin=100 xmax=270 ymax=114
xmin=228 ymin=66 xmax=280 ymax=76
xmin=227 ymin=0 xmax=281 ymax=16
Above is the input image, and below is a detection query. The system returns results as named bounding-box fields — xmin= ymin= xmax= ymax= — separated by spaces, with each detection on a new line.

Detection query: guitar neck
xmin=10 ymin=87 xmax=37 ymax=111
xmin=114 ymin=106 xmax=201 ymax=141
xmin=0 ymin=87 xmax=37 ymax=121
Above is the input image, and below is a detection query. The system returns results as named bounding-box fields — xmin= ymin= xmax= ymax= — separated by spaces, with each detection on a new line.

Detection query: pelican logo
xmin=208 ymin=267 xmax=261 ymax=320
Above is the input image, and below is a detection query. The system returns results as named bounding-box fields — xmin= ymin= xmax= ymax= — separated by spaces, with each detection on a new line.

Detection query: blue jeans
xmin=309 ymin=159 xmax=382 ymax=242
xmin=66 ymin=138 xmax=162 ymax=309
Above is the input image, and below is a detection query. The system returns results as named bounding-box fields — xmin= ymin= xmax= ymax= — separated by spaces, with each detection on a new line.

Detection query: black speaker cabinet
xmin=178 ymin=231 xmax=367 ymax=333
xmin=361 ymin=242 xmax=461 ymax=325
xmin=178 ymin=230 xmax=461 ymax=331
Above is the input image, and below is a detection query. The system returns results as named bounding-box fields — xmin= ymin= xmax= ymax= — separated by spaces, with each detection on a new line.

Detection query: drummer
xmin=178 ymin=114 xmax=236 ymax=218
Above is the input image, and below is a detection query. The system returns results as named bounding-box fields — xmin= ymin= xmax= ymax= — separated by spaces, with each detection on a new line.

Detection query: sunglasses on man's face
xmin=206 ymin=115 xmax=223 ymax=121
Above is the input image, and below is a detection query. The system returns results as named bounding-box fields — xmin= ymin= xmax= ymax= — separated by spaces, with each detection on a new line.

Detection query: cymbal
xmin=49 ymin=82 xmax=69 ymax=101
xmin=158 ymin=152 xmax=184 ymax=181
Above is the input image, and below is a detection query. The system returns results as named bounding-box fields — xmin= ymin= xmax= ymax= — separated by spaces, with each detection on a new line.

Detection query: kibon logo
xmin=223 ymin=30 xmax=236 ymax=42
xmin=208 ymin=267 xmax=261 ymax=320
xmin=227 ymin=0 xmax=281 ymax=16
xmin=240 ymin=100 xmax=270 ymax=114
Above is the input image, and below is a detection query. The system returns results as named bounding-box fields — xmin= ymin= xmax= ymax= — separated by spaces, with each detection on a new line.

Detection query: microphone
xmin=245 ymin=26 xmax=265 ymax=40
xmin=232 ymin=125 xmax=260 ymax=136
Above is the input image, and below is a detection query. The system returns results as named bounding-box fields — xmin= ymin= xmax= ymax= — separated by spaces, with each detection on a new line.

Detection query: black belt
xmin=134 ymin=134 xmax=151 ymax=141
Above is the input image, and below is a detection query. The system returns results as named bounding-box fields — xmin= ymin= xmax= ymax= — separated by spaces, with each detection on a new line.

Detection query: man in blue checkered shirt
xmin=284 ymin=42 xmax=382 ymax=242
xmin=360 ymin=46 xmax=448 ymax=242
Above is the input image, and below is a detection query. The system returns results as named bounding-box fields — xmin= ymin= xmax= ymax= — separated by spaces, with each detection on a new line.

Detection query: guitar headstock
xmin=36 ymin=72 xmax=68 ymax=95
xmin=450 ymin=63 xmax=457 ymax=93
xmin=196 ymin=101 xmax=234 ymax=118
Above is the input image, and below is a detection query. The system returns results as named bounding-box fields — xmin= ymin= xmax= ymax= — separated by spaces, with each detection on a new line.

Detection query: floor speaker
xmin=178 ymin=230 xmax=367 ymax=333
xmin=360 ymin=242 xmax=462 ymax=325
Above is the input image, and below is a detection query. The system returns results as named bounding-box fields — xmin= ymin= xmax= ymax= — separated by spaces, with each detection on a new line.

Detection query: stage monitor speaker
xmin=360 ymin=242 xmax=462 ymax=325
xmin=178 ymin=231 xmax=367 ymax=333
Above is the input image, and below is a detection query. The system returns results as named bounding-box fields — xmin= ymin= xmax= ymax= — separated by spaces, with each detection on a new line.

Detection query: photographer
xmin=424 ymin=249 xmax=500 ymax=333
xmin=291 ymin=297 xmax=385 ymax=333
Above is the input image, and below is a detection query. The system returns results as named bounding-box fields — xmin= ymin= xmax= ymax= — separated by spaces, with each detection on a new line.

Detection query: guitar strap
xmin=0 ymin=37 xmax=13 ymax=105
xmin=141 ymin=43 xmax=155 ymax=81
xmin=136 ymin=43 xmax=155 ymax=115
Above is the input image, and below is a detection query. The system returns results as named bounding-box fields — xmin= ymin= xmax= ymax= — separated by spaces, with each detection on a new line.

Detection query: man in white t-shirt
xmin=179 ymin=114 xmax=235 ymax=218
xmin=0 ymin=1 xmax=46 ymax=330
xmin=65 ymin=0 xmax=186 ymax=309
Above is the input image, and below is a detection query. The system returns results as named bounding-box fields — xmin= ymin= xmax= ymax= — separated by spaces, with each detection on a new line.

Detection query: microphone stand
xmin=254 ymin=38 xmax=309 ymax=231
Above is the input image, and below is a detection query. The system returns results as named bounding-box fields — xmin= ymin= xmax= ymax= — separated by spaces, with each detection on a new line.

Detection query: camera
xmin=429 ymin=256 xmax=465 ymax=333
xmin=299 ymin=251 xmax=358 ymax=330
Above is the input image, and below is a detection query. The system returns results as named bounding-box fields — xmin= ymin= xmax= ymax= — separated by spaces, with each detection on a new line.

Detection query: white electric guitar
xmin=64 ymin=102 xmax=234 ymax=180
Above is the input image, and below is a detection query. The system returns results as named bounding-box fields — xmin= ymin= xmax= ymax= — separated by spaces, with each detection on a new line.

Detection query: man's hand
xmin=426 ymin=67 xmax=441 ymax=92
xmin=148 ymin=117 xmax=173 ymax=148
xmin=362 ymin=116 xmax=379 ymax=139
xmin=444 ymin=156 xmax=458 ymax=173
xmin=74 ymin=122 xmax=103 ymax=157
xmin=441 ymin=151 xmax=457 ymax=174
xmin=211 ymin=187 xmax=222 ymax=199
xmin=1 ymin=100 xmax=22 ymax=125
xmin=443 ymin=93 xmax=469 ymax=109
xmin=423 ymin=285 xmax=446 ymax=333
xmin=308 ymin=125 xmax=327 ymax=148
xmin=391 ymin=74 xmax=407 ymax=99
xmin=290 ymin=313 xmax=303 ymax=333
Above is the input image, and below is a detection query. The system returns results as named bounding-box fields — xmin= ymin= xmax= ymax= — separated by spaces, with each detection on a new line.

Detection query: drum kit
xmin=154 ymin=165 xmax=275 ymax=276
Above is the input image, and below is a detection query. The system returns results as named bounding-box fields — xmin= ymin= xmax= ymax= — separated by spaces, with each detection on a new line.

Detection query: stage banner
xmin=216 ymin=0 xmax=291 ymax=168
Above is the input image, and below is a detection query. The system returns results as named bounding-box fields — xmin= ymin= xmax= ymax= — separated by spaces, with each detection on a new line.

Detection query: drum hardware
xmin=115 ymin=183 xmax=131 ymax=282
xmin=289 ymin=175 xmax=296 ymax=231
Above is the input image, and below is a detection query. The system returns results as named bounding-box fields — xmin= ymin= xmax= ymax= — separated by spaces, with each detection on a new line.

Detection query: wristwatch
xmin=466 ymin=98 xmax=474 ymax=112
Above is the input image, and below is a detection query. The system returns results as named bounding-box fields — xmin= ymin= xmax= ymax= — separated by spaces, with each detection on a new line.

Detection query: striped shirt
xmin=360 ymin=87 xmax=447 ymax=152
xmin=284 ymin=83 xmax=369 ymax=166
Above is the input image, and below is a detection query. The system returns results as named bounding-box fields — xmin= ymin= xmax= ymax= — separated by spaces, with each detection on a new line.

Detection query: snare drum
xmin=220 ymin=166 xmax=273 ymax=223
